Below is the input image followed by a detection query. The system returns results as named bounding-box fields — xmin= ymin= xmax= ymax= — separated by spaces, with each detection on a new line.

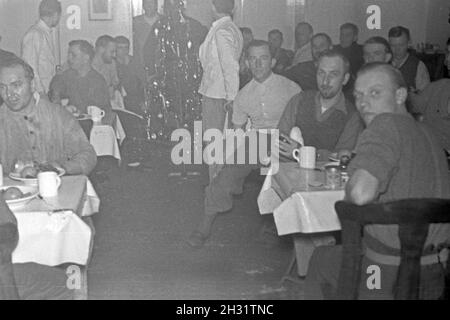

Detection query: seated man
xmin=284 ymin=33 xmax=333 ymax=91
xmin=49 ymin=40 xmax=114 ymax=126
xmin=305 ymin=63 xmax=450 ymax=300
xmin=92 ymin=35 xmax=120 ymax=100
xmin=187 ymin=40 xmax=301 ymax=247
xmin=115 ymin=36 xmax=145 ymax=115
xmin=268 ymin=29 xmax=293 ymax=74
xmin=410 ymin=79 xmax=450 ymax=151
xmin=334 ymin=23 xmax=364 ymax=78
xmin=363 ymin=36 xmax=392 ymax=64
xmin=389 ymin=26 xmax=430 ymax=93
xmin=0 ymin=196 xmax=73 ymax=300
xmin=278 ymin=50 xmax=364 ymax=161
xmin=0 ymin=55 xmax=97 ymax=175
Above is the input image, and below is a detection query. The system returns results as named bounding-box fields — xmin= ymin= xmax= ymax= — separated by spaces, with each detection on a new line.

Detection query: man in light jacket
xmin=198 ymin=0 xmax=243 ymax=182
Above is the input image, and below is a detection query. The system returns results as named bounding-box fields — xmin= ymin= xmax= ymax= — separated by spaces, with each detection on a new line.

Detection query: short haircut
xmin=142 ymin=0 xmax=158 ymax=6
xmin=39 ymin=0 xmax=62 ymax=18
xmin=357 ymin=62 xmax=407 ymax=89
xmin=69 ymin=40 xmax=95 ymax=61
xmin=95 ymin=35 xmax=116 ymax=49
xmin=296 ymin=22 xmax=313 ymax=34
xmin=317 ymin=50 xmax=350 ymax=74
xmin=240 ymin=27 xmax=252 ymax=36
xmin=246 ymin=40 xmax=272 ymax=58
xmin=212 ymin=0 xmax=235 ymax=15
xmin=388 ymin=26 xmax=411 ymax=41
xmin=115 ymin=36 xmax=130 ymax=47
xmin=340 ymin=23 xmax=359 ymax=35
xmin=312 ymin=33 xmax=332 ymax=46
xmin=0 ymin=55 xmax=34 ymax=81
xmin=268 ymin=29 xmax=283 ymax=39
xmin=364 ymin=36 xmax=392 ymax=54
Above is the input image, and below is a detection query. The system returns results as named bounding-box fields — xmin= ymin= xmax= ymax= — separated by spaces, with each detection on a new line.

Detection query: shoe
xmin=186 ymin=231 xmax=209 ymax=248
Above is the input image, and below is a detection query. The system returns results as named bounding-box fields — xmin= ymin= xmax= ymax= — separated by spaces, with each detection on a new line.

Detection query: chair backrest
xmin=114 ymin=109 xmax=146 ymax=140
xmin=334 ymin=199 xmax=450 ymax=300
xmin=0 ymin=223 xmax=20 ymax=300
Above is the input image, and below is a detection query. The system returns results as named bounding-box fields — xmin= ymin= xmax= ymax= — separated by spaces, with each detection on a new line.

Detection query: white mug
xmin=293 ymin=146 xmax=317 ymax=169
xmin=38 ymin=172 xmax=62 ymax=198
xmin=87 ymin=106 xmax=105 ymax=122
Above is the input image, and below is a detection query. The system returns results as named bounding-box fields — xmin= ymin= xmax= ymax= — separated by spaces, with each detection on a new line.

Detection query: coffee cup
xmin=38 ymin=171 xmax=62 ymax=198
xmin=293 ymin=146 xmax=316 ymax=169
xmin=87 ymin=106 xmax=105 ymax=123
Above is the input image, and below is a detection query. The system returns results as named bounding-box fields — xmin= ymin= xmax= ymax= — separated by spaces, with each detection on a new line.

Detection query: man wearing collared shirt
xmin=188 ymin=40 xmax=301 ymax=248
xmin=92 ymin=35 xmax=120 ymax=100
xmin=199 ymin=0 xmax=243 ymax=182
xmin=389 ymin=26 xmax=430 ymax=93
xmin=291 ymin=22 xmax=314 ymax=66
xmin=21 ymin=0 xmax=61 ymax=96
xmin=0 ymin=56 xmax=96 ymax=176
xmin=278 ymin=50 xmax=364 ymax=161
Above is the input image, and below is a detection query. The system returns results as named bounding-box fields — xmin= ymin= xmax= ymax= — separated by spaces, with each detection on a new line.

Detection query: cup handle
xmin=292 ymin=149 xmax=301 ymax=163
xmin=100 ymin=110 xmax=106 ymax=117
xmin=56 ymin=176 xmax=62 ymax=189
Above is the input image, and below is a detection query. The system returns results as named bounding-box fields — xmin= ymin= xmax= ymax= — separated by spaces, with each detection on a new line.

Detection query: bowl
xmin=1 ymin=185 xmax=39 ymax=210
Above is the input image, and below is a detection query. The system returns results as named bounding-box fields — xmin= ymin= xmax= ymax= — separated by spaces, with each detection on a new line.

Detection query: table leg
xmin=293 ymin=234 xmax=336 ymax=277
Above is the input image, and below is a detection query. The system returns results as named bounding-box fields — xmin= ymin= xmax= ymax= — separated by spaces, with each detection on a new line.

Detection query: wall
xmin=59 ymin=0 xmax=132 ymax=63
xmin=425 ymin=0 xmax=450 ymax=49
xmin=0 ymin=0 xmax=132 ymax=64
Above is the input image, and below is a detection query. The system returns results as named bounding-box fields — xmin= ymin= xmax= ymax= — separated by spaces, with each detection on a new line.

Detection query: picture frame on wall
xmin=89 ymin=0 xmax=113 ymax=21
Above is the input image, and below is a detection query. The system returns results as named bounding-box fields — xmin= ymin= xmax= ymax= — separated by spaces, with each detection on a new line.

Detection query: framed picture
xmin=89 ymin=0 xmax=113 ymax=20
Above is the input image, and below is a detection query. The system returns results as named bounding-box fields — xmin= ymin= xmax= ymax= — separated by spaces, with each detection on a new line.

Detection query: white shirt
xmin=199 ymin=16 xmax=243 ymax=101
xmin=232 ymin=73 xmax=301 ymax=130
xmin=21 ymin=20 xmax=58 ymax=94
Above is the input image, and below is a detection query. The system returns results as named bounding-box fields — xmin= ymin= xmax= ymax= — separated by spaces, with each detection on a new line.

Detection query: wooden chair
xmin=0 ymin=223 xmax=20 ymax=300
xmin=334 ymin=199 xmax=450 ymax=300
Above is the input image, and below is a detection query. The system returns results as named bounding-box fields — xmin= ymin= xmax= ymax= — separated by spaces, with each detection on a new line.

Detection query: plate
xmin=1 ymin=185 xmax=39 ymax=209
xmin=76 ymin=114 xmax=91 ymax=121
xmin=9 ymin=168 xmax=66 ymax=185
xmin=329 ymin=153 xmax=339 ymax=162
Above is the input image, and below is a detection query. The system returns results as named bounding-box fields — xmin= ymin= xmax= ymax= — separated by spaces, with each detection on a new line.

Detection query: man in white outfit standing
xmin=198 ymin=0 xmax=243 ymax=182
xmin=21 ymin=0 xmax=61 ymax=96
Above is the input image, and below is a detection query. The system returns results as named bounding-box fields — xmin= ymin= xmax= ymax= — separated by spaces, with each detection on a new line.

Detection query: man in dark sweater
xmin=334 ymin=23 xmax=364 ymax=78
xmin=389 ymin=26 xmax=430 ymax=93
xmin=278 ymin=50 xmax=364 ymax=160
xmin=284 ymin=33 xmax=333 ymax=91
xmin=268 ymin=29 xmax=293 ymax=74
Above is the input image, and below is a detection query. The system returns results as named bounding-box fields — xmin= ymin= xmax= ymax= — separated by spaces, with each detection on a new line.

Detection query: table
xmin=79 ymin=114 xmax=126 ymax=161
xmin=5 ymin=176 xmax=100 ymax=267
xmin=258 ymin=162 xmax=345 ymax=277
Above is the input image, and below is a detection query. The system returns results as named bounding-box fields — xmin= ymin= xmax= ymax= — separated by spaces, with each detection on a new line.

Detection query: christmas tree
xmin=143 ymin=0 xmax=203 ymax=142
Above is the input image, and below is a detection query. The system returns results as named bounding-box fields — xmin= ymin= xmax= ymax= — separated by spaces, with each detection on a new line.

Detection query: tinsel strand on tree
xmin=143 ymin=0 xmax=203 ymax=141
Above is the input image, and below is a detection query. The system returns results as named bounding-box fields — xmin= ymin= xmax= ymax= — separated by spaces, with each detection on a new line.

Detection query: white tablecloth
xmin=90 ymin=116 xmax=126 ymax=161
xmin=8 ymin=176 xmax=100 ymax=266
xmin=258 ymin=163 xmax=344 ymax=235
xmin=257 ymin=163 xmax=344 ymax=276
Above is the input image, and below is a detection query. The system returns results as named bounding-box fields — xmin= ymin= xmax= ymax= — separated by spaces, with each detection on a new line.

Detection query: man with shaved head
xmin=305 ymin=62 xmax=450 ymax=300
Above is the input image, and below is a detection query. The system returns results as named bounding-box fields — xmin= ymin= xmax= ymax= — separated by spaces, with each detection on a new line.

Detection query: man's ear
xmin=396 ymin=87 xmax=408 ymax=105
xmin=385 ymin=53 xmax=393 ymax=63
xmin=343 ymin=72 xmax=350 ymax=86
xmin=271 ymin=58 xmax=277 ymax=69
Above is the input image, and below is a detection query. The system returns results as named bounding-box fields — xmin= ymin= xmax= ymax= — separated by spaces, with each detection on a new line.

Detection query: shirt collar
xmin=212 ymin=16 xmax=231 ymax=28
xmin=37 ymin=19 xmax=53 ymax=33
xmin=315 ymin=91 xmax=347 ymax=114
xmin=250 ymin=72 xmax=275 ymax=88
xmin=392 ymin=53 xmax=410 ymax=69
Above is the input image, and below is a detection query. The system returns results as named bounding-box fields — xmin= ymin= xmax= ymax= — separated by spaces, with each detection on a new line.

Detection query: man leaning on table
xmin=304 ymin=62 xmax=450 ymax=300
xmin=278 ymin=50 xmax=364 ymax=161
xmin=0 ymin=55 xmax=97 ymax=176
xmin=49 ymin=40 xmax=115 ymax=126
